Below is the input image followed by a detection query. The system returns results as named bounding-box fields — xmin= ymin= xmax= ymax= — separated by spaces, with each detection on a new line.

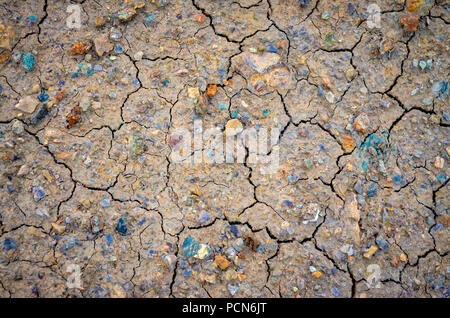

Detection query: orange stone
xmin=56 ymin=90 xmax=65 ymax=103
xmin=214 ymin=255 xmax=231 ymax=270
xmin=56 ymin=152 xmax=72 ymax=160
xmin=400 ymin=12 xmax=420 ymax=32
xmin=66 ymin=106 xmax=82 ymax=129
xmin=206 ymin=84 xmax=217 ymax=98
xmin=341 ymin=135 xmax=355 ymax=152
xmin=0 ymin=50 xmax=10 ymax=64
xmin=196 ymin=14 xmax=206 ymax=23
xmin=322 ymin=76 xmax=331 ymax=89
xmin=71 ymin=42 xmax=90 ymax=55
xmin=353 ymin=112 xmax=369 ymax=133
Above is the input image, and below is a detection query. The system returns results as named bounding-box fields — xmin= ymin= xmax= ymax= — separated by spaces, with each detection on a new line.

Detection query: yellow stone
xmin=363 ymin=245 xmax=378 ymax=259
xmin=312 ymin=271 xmax=322 ymax=278
xmin=345 ymin=163 xmax=353 ymax=171
xmin=191 ymin=186 xmax=200 ymax=196
xmin=298 ymin=55 xmax=306 ymax=65
xmin=225 ymin=119 xmax=243 ymax=136
xmin=196 ymin=245 xmax=210 ymax=259
xmin=407 ymin=0 xmax=423 ymax=12
xmin=113 ymin=287 xmax=126 ymax=298
xmin=42 ymin=170 xmax=53 ymax=181
xmin=79 ymin=198 xmax=91 ymax=209
xmin=188 ymin=87 xmax=200 ymax=100
xmin=400 ymin=253 xmax=407 ymax=262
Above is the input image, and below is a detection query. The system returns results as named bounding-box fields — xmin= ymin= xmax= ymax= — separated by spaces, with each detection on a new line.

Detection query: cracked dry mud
xmin=0 ymin=0 xmax=448 ymax=298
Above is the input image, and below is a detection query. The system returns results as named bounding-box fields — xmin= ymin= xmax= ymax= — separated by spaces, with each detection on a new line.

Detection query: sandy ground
xmin=0 ymin=0 xmax=448 ymax=297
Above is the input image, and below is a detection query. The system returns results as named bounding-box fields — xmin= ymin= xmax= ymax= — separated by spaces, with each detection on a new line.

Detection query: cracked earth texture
xmin=0 ymin=0 xmax=448 ymax=298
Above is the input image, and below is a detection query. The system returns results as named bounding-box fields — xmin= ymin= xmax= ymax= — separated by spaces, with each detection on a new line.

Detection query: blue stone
xmin=183 ymin=269 xmax=192 ymax=277
xmin=30 ymin=104 xmax=48 ymax=126
xmin=106 ymin=234 xmax=113 ymax=244
xmin=423 ymin=98 xmax=432 ymax=105
xmin=145 ymin=13 xmax=155 ymax=23
xmin=419 ymin=60 xmax=426 ymax=70
xmin=38 ymin=93 xmax=49 ymax=102
xmin=22 ymin=52 xmax=35 ymax=71
xmin=366 ymin=182 xmax=379 ymax=198
xmin=354 ymin=180 xmax=363 ymax=194
xmin=347 ymin=3 xmax=356 ymax=12
xmin=376 ymin=234 xmax=390 ymax=250
xmin=25 ymin=16 xmax=36 ymax=27
xmin=7 ymin=185 xmax=15 ymax=193
xmin=227 ymin=284 xmax=238 ymax=295
xmin=267 ymin=44 xmax=278 ymax=53
xmin=433 ymin=81 xmax=448 ymax=97
xmin=332 ymin=287 xmax=340 ymax=297
xmin=357 ymin=194 xmax=365 ymax=204
xmin=393 ymin=174 xmax=405 ymax=185
xmin=3 ymin=238 xmax=18 ymax=252
xmin=317 ymin=86 xmax=324 ymax=97
xmin=100 ymin=199 xmax=111 ymax=207
xmin=180 ymin=259 xmax=188 ymax=269
xmin=116 ymin=218 xmax=128 ymax=235
xmin=361 ymin=160 xmax=368 ymax=173
xmin=230 ymin=225 xmax=239 ymax=237
xmin=33 ymin=186 xmax=45 ymax=202
xmin=256 ymin=243 xmax=265 ymax=253
xmin=198 ymin=210 xmax=210 ymax=223
xmin=437 ymin=174 xmax=447 ymax=182
xmin=182 ymin=236 xmax=200 ymax=258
